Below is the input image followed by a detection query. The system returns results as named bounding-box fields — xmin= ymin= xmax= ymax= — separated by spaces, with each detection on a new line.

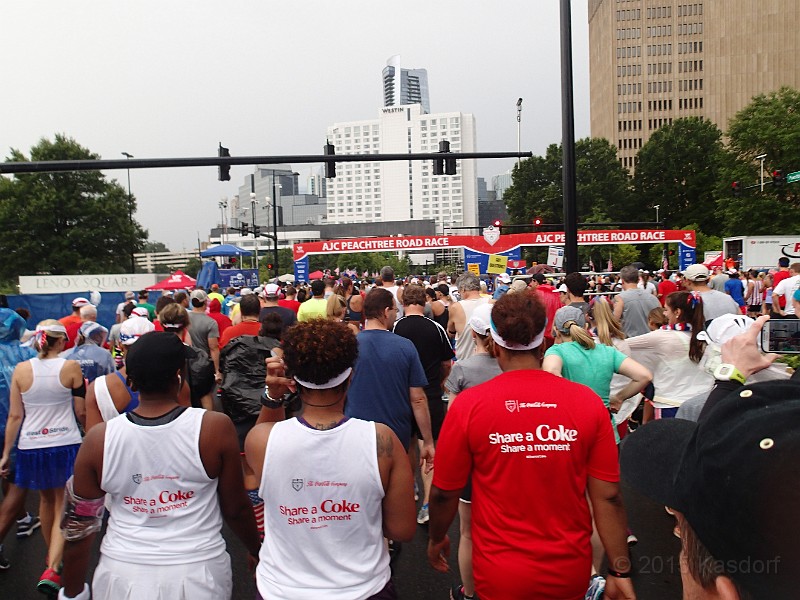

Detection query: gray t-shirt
xmin=445 ymin=353 xmax=503 ymax=396
xmin=187 ymin=311 xmax=219 ymax=354
xmin=617 ymin=288 xmax=661 ymax=338
xmin=699 ymin=290 xmax=740 ymax=320
xmin=709 ymin=275 xmax=728 ymax=292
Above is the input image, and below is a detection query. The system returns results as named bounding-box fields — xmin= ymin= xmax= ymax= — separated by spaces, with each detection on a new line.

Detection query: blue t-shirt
xmin=345 ymin=329 xmax=427 ymax=449
xmin=65 ymin=344 xmax=115 ymax=384
xmin=724 ymin=278 xmax=746 ymax=307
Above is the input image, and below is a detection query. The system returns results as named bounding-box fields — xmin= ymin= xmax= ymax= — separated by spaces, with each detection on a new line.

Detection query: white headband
xmin=293 ymin=367 xmax=352 ymax=390
xmin=35 ymin=324 xmax=67 ymax=335
xmin=489 ymin=319 xmax=544 ymax=351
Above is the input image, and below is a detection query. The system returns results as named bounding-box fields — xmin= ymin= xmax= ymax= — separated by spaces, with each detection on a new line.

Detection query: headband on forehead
xmin=489 ymin=319 xmax=544 ymax=351
xmin=36 ymin=324 xmax=67 ymax=335
xmin=293 ymin=367 xmax=352 ymax=390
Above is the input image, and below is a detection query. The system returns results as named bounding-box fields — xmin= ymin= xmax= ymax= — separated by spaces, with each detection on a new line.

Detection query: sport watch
xmin=713 ymin=363 xmax=746 ymax=385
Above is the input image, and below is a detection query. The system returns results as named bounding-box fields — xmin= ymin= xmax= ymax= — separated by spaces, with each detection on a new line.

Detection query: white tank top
xmin=384 ymin=284 xmax=403 ymax=318
xmin=455 ymin=297 xmax=490 ymax=361
xmin=100 ymin=407 xmax=225 ymax=565
xmin=19 ymin=357 xmax=82 ymax=450
xmin=256 ymin=418 xmax=389 ymax=600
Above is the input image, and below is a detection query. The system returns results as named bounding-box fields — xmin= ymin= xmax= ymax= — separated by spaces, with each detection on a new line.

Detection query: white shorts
xmin=92 ymin=552 xmax=232 ymax=600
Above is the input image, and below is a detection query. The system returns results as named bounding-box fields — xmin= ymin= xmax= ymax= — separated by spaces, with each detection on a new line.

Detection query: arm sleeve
xmin=444 ymin=364 xmax=464 ymax=395
xmin=612 ymin=347 xmax=627 ymax=372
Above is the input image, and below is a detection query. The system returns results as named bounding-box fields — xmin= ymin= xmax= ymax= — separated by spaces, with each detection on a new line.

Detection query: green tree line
xmin=503 ymin=86 xmax=800 ymax=269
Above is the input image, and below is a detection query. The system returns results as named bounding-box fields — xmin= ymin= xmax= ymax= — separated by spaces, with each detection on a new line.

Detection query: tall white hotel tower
xmin=325 ymin=57 xmax=478 ymax=231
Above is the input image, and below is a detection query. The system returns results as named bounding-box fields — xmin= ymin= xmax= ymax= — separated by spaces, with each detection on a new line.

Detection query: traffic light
xmin=241 ymin=223 xmax=249 ymax=235
xmin=252 ymin=225 xmax=261 ymax=237
xmin=669 ymin=249 xmax=676 ymax=256
xmin=773 ymin=169 xmax=784 ymax=188
xmin=533 ymin=217 xmax=543 ymax=228
xmin=493 ymin=219 xmax=502 ymax=227
xmin=324 ymin=141 xmax=336 ymax=179
xmin=266 ymin=263 xmax=274 ymax=272
xmin=443 ymin=139 xmax=457 ymax=175
xmin=218 ymin=143 xmax=230 ymax=181
xmin=732 ymin=181 xmax=741 ymax=197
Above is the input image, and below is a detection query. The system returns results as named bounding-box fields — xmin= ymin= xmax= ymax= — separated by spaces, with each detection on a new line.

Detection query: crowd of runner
xmin=0 ymin=257 xmax=798 ymax=599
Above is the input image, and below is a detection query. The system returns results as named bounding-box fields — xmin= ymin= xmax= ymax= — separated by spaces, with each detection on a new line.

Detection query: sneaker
xmin=584 ymin=575 xmax=606 ymax=600
xmin=416 ymin=504 xmax=429 ymax=525
xmin=627 ymin=532 xmax=639 ymax=547
xmin=450 ymin=584 xmax=478 ymax=600
xmin=0 ymin=545 xmax=10 ymax=570
xmin=37 ymin=567 xmax=62 ymax=596
xmin=17 ymin=513 xmax=41 ymax=539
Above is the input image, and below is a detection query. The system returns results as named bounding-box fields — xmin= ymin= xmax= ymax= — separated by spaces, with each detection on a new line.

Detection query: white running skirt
xmin=92 ymin=553 xmax=232 ymax=600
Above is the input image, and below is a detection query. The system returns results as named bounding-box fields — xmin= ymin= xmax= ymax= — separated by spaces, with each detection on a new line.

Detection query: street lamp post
xmin=756 ymin=153 xmax=767 ymax=192
xmin=218 ymin=198 xmax=228 ymax=245
xmin=654 ymin=204 xmax=660 ymax=224
xmin=121 ymin=151 xmax=135 ymax=272
xmin=516 ymin=98 xmax=523 ymax=167
xmin=272 ymin=178 xmax=280 ymax=278
xmin=250 ymin=192 xmax=258 ymax=271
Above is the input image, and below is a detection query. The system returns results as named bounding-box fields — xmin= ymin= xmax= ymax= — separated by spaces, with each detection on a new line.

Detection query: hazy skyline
xmin=1 ymin=1 xmax=591 ymax=250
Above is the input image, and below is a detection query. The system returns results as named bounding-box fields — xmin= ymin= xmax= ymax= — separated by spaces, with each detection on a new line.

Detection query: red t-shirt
xmin=278 ymin=299 xmax=301 ymax=314
xmin=535 ymin=286 xmax=562 ymax=345
xmin=434 ymin=370 xmax=619 ymax=600
xmin=773 ymin=270 xmax=790 ymax=308
xmin=219 ymin=320 xmax=261 ymax=348
xmin=657 ymin=279 xmax=678 ymax=306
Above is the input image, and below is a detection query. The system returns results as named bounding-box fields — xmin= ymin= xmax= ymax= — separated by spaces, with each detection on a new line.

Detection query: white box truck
xmin=723 ymin=236 xmax=800 ymax=270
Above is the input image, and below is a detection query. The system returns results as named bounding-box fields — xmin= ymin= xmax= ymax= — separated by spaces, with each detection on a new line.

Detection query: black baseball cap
xmin=620 ymin=381 xmax=800 ymax=597
xmin=125 ymin=331 xmax=191 ymax=385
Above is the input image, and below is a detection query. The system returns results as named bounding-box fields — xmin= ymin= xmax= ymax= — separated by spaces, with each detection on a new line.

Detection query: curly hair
xmin=491 ymin=292 xmax=547 ymax=348
xmin=282 ymin=320 xmax=358 ymax=387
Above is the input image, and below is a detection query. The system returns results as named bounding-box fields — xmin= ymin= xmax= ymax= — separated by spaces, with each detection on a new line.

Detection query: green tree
xmin=141 ymin=241 xmax=170 ymax=253
xmin=633 ymin=117 xmax=726 ymax=236
xmin=504 ymin=138 xmax=633 ymax=227
xmin=183 ymin=257 xmax=202 ymax=278
xmin=0 ymin=135 xmax=147 ymax=281
xmin=717 ymin=86 xmax=800 ymax=234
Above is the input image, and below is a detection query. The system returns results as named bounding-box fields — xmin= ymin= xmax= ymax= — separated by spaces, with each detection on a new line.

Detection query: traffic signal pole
xmin=560 ymin=0 xmax=579 ymax=274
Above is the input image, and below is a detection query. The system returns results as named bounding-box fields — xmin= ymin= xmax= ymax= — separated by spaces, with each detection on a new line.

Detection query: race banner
xmin=293 ymin=230 xmax=696 ymax=261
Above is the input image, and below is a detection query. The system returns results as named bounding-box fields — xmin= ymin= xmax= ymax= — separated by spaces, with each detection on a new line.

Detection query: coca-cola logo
xmin=320 ymin=499 xmax=360 ymax=514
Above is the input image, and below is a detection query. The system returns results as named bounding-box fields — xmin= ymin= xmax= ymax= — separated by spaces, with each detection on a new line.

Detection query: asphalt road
xmin=0 ymin=481 xmax=681 ymax=599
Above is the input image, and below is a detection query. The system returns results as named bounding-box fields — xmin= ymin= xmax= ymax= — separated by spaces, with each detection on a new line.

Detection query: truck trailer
xmin=723 ymin=236 xmax=800 ymax=270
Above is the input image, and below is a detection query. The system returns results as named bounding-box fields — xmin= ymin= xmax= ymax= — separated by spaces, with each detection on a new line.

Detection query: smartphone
xmin=761 ymin=319 xmax=800 ymax=354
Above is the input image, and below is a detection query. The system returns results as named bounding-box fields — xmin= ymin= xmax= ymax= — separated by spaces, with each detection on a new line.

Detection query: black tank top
xmin=345 ymin=294 xmax=363 ymax=323
xmin=433 ymin=303 xmax=449 ymax=331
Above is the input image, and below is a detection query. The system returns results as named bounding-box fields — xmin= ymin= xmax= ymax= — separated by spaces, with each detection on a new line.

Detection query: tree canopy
xmin=0 ymin=135 xmax=148 ymax=282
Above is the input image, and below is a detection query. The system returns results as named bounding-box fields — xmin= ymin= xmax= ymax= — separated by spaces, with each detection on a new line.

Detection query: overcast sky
xmin=2 ymin=1 xmax=590 ymax=250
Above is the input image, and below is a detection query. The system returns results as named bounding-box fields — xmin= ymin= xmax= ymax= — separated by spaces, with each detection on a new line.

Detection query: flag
xmin=589 ymin=258 xmax=595 ymax=272
xmin=607 ymin=256 xmax=613 ymax=272
xmin=334 ymin=267 xmax=340 ymax=275
xmin=662 ymin=252 xmax=669 ymax=272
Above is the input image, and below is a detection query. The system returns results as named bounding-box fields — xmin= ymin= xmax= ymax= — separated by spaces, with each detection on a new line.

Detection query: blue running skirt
xmin=15 ymin=443 xmax=81 ymax=490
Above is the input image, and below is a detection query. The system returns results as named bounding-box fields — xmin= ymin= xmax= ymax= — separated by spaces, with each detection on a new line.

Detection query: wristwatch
xmin=713 ymin=363 xmax=746 ymax=385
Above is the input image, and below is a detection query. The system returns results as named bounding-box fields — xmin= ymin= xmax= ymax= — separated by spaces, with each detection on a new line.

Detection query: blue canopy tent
xmin=199 ymin=244 xmax=253 ymax=258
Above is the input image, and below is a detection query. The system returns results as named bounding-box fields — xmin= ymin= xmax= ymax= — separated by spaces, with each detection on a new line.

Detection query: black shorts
xmin=460 ymin=475 xmax=473 ymax=503
xmin=234 ymin=416 xmax=259 ymax=453
xmin=748 ymin=304 xmax=762 ymax=312
xmin=411 ymin=392 xmax=446 ymax=442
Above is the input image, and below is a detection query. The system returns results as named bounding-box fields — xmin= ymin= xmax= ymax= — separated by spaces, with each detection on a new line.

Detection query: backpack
xmin=185 ymin=345 xmax=216 ymax=408
xmin=219 ymin=335 xmax=280 ymax=422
